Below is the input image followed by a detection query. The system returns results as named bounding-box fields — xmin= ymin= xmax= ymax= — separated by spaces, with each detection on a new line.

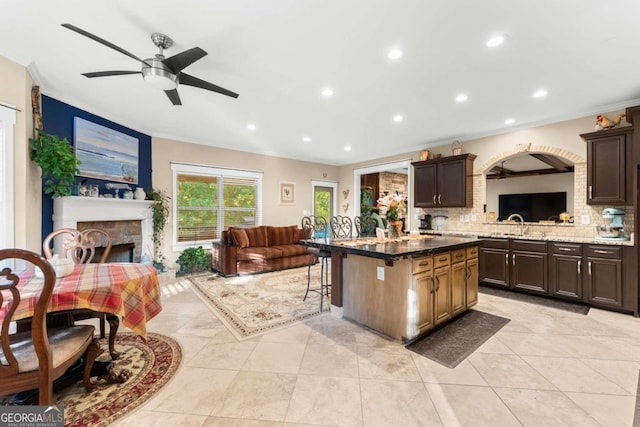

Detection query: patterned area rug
xmin=3 ymin=333 xmax=182 ymax=426
xmin=190 ymin=266 xmax=329 ymax=340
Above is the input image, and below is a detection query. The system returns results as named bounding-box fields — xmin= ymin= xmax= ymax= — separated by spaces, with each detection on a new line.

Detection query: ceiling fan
xmin=61 ymin=23 xmax=239 ymax=105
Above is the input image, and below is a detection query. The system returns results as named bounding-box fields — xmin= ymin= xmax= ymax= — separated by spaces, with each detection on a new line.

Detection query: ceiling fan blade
xmin=165 ymin=89 xmax=182 ymax=105
xmin=82 ymin=71 xmax=142 ymax=78
xmin=163 ymin=47 xmax=207 ymax=74
xmin=179 ymin=73 xmax=239 ymax=98
xmin=62 ymin=23 xmax=146 ymax=64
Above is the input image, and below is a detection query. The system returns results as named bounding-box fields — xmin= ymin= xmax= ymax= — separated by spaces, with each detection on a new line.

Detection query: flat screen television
xmin=498 ymin=192 xmax=567 ymax=222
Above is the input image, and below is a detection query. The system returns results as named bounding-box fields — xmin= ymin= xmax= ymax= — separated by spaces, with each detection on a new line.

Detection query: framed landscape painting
xmin=74 ymin=117 xmax=139 ymax=184
xmin=279 ymin=181 xmax=295 ymax=204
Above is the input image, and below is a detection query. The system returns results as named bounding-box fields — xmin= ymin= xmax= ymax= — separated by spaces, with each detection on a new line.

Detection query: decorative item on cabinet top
xmin=451 ymin=141 xmax=462 ymax=156
xmin=594 ymin=113 xmax=626 ymax=131
xmin=419 ymin=150 xmax=430 ymax=161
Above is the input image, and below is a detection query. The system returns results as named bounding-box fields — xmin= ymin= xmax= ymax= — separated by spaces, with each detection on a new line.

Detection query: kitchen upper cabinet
xmin=412 ymin=153 xmax=476 ymax=208
xmin=581 ymin=127 xmax=632 ymax=205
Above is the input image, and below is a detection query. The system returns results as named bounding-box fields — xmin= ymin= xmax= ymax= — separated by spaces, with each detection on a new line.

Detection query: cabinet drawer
xmin=480 ymin=238 xmax=509 ymax=249
xmin=434 ymin=252 xmax=451 ymax=268
xmin=412 ymin=256 xmax=433 ymax=274
xmin=551 ymin=243 xmax=582 ymax=256
xmin=586 ymin=245 xmax=622 ymax=259
xmin=466 ymin=246 xmax=478 ymax=259
xmin=512 ymin=240 xmax=547 ymax=252
xmin=452 ymin=249 xmax=466 ymax=264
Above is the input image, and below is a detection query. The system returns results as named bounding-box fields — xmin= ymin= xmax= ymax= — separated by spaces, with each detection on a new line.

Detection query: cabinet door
xmin=511 ymin=251 xmax=548 ymax=294
xmin=433 ymin=266 xmax=451 ymax=325
xmin=451 ymin=260 xmax=466 ymax=316
xmin=413 ymin=163 xmax=437 ymax=207
xmin=414 ymin=271 xmax=435 ymax=334
xmin=586 ymin=258 xmax=622 ymax=308
xmin=466 ymin=257 xmax=479 ymax=308
xmin=437 ymin=159 xmax=466 ymax=207
xmin=587 ymin=133 xmax=626 ymax=204
xmin=479 ymin=247 xmax=509 ymax=287
xmin=550 ymin=255 xmax=582 ymax=300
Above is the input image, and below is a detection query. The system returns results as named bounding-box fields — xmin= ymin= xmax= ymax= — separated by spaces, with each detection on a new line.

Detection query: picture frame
xmin=74 ymin=117 xmax=139 ymax=184
xmin=279 ymin=181 xmax=295 ymax=204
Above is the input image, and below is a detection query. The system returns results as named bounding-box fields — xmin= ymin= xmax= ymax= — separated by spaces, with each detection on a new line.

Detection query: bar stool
xmin=330 ymin=215 xmax=353 ymax=238
xmin=301 ymin=215 xmax=331 ymax=310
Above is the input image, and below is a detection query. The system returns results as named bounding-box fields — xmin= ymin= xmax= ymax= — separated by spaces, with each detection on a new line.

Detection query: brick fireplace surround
xmin=53 ymin=196 xmax=155 ymax=262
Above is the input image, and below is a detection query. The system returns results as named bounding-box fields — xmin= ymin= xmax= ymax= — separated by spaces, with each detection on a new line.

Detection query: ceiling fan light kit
xmin=61 ymin=24 xmax=239 ymax=105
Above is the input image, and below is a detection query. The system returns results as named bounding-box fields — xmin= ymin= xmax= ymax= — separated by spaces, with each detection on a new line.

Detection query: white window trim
xmin=171 ymin=162 xmax=263 ymax=251
xmin=0 ymin=105 xmax=16 ymax=250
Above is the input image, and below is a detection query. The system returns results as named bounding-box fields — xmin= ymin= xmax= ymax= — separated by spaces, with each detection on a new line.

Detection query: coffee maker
xmin=419 ymin=214 xmax=432 ymax=231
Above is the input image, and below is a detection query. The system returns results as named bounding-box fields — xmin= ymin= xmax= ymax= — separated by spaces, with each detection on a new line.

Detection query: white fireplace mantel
xmin=53 ymin=196 xmax=155 ymax=257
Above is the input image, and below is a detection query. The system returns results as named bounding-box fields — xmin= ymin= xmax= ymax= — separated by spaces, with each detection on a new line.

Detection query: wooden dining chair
xmin=0 ymin=248 xmax=99 ymax=405
xmin=42 ymin=228 xmax=113 ymax=349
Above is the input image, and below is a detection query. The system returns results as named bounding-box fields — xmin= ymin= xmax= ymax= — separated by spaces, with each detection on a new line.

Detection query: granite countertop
xmin=421 ymin=230 xmax=635 ymax=246
xmin=301 ymin=235 xmax=479 ymax=260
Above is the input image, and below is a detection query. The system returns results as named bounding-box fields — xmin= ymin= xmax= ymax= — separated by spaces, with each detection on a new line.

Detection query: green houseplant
xmin=29 ymin=129 xmax=81 ymax=197
xmin=176 ymin=246 xmax=211 ymax=276
xmin=150 ymin=189 xmax=170 ymax=272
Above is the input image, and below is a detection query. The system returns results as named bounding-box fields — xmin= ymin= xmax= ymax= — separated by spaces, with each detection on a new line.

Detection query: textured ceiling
xmin=2 ymin=0 xmax=640 ymax=165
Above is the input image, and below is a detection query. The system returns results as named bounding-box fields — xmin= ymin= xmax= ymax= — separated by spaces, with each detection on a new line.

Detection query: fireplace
xmin=53 ymin=197 xmax=155 ymax=263
xmin=94 ymin=243 xmax=135 ymax=263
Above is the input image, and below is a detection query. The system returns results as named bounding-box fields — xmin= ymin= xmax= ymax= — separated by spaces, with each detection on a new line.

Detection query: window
xmin=0 ymin=106 xmax=16 ymax=250
xmin=172 ymin=163 xmax=262 ymax=248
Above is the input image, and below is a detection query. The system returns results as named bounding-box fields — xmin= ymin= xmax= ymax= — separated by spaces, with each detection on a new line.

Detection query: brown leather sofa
xmin=211 ymin=225 xmax=314 ymax=276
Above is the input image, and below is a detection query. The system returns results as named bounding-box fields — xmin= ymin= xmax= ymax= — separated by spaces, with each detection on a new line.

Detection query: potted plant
xmin=176 ymin=246 xmax=211 ymax=276
xmin=29 ymin=129 xmax=81 ymax=197
xmin=149 ymin=189 xmax=170 ymax=271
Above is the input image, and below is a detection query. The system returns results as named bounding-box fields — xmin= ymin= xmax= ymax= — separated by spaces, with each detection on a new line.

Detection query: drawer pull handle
xmin=433 ymin=195 xmax=437 ymax=204
xmin=588 ymin=261 xmax=592 ymax=275
xmin=439 ymin=257 xmax=448 ymax=262
xmin=512 ymin=253 xmax=516 ymax=265
xmin=578 ymin=260 xmax=581 ymax=275
xmin=558 ymin=247 xmax=573 ymax=252
xmin=428 ymin=277 xmax=435 ymax=293
xmin=505 ymin=254 xmax=508 ymax=265
xmin=438 ymin=195 xmax=442 ymax=204
xmin=588 ymin=185 xmax=593 ymax=200
xmin=419 ymin=261 xmax=429 ymax=266
xmin=456 ymin=254 xmax=464 ymax=258
xmin=594 ymin=250 xmax=611 ymax=254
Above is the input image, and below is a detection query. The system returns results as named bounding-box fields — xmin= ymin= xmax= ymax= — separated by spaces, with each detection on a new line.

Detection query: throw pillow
xmin=230 ymin=228 xmax=250 ymax=249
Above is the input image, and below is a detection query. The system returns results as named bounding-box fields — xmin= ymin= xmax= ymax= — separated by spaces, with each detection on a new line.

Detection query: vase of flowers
xmin=377 ymin=193 xmax=406 ymax=238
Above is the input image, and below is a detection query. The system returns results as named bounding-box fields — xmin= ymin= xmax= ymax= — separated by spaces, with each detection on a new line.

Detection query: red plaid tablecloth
xmin=1 ymin=263 xmax=162 ymax=339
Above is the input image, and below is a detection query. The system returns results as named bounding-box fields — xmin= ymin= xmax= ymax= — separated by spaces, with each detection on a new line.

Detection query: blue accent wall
xmin=40 ymin=95 xmax=152 ymax=243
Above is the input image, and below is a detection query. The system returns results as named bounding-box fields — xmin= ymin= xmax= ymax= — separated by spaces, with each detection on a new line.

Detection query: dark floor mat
xmin=478 ymin=286 xmax=590 ymax=315
xmin=405 ymin=309 xmax=510 ymax=369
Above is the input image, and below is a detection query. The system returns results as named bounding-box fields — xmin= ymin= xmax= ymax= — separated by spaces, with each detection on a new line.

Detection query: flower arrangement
xmin=377 ymin=192 xmax=406 ymax=222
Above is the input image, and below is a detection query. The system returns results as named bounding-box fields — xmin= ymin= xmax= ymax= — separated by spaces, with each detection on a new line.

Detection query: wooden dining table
xmin=1 ymin=262 xmax=162 ymax=358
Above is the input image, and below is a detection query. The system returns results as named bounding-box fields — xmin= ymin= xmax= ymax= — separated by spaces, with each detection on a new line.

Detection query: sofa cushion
xmin=268 ymin=225 xmax=298 ymax=246
xmin=229 ymin=228 xmax=250 ymax=248
xmin=270 ymin=244 xmax=309 ymax=257
xmin=244 ymin=226 xmax=268 ymax=247
xmin=237 ymin=247 xmax=283 ymax=261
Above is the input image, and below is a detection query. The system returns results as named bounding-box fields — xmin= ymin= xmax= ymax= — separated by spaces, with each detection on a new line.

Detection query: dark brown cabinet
xmin=581 ymin=128 xmax=632 ymax=205
xmin=585 ymin=245 xmax=623 ymax=309
xmin=550 ymin=243 xmax=583 ymax=301
xmin=412 ymin=154 xmax=476 ymax=208
xmin=479 ymin=239 xmax=547 ymax=293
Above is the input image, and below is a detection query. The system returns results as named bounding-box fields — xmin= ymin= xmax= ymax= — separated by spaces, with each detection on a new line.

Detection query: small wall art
xmin=279 ymin=181 xmax=295 ymax=204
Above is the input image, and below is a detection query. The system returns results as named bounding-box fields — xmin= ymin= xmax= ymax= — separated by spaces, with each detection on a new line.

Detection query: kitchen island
xmin=301 ymin=235 xmax=480 ymax=342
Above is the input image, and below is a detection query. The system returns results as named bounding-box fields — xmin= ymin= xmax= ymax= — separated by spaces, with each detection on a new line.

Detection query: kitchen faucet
xmin=507 ymin=213 xmax=528 ymax=236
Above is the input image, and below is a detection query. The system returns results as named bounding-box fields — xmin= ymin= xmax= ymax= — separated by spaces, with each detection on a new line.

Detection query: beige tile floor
xmin=111 ymin=278 xmax=640 ymax=427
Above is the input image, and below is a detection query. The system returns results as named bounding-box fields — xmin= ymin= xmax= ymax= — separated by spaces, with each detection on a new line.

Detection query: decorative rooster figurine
xmin=595 ymin=114 xmax=626 ymax=130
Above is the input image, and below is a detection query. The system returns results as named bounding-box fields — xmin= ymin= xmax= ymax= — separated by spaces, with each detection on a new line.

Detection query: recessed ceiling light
xmin=302 ymin=136 xmax=311 ymax=143
xmin=321 ymin=87 xmax=334 ymax=97
xmin=387 ymin=49 xmax=403 ymax=60
xmin=532 ymin=89 xmax=548 ymax=98
xmin=247 ymin=123 xmax=256 ymax=131
xmin=393 ymin=114 xmax=404 ymax=123
xmin=344 ymin=145 xmax=352 ymax=151
xmin=487 ymin=35 xmax=505 ymax=47
xmin=455 ymin=94 xmax=468 ymax=103
xmin=504 ymin=118 xmax=515 ymax=125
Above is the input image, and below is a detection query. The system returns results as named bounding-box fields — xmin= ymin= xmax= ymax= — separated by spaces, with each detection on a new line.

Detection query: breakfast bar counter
xmin=302 ymin=235 xmax=480 ymax=342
